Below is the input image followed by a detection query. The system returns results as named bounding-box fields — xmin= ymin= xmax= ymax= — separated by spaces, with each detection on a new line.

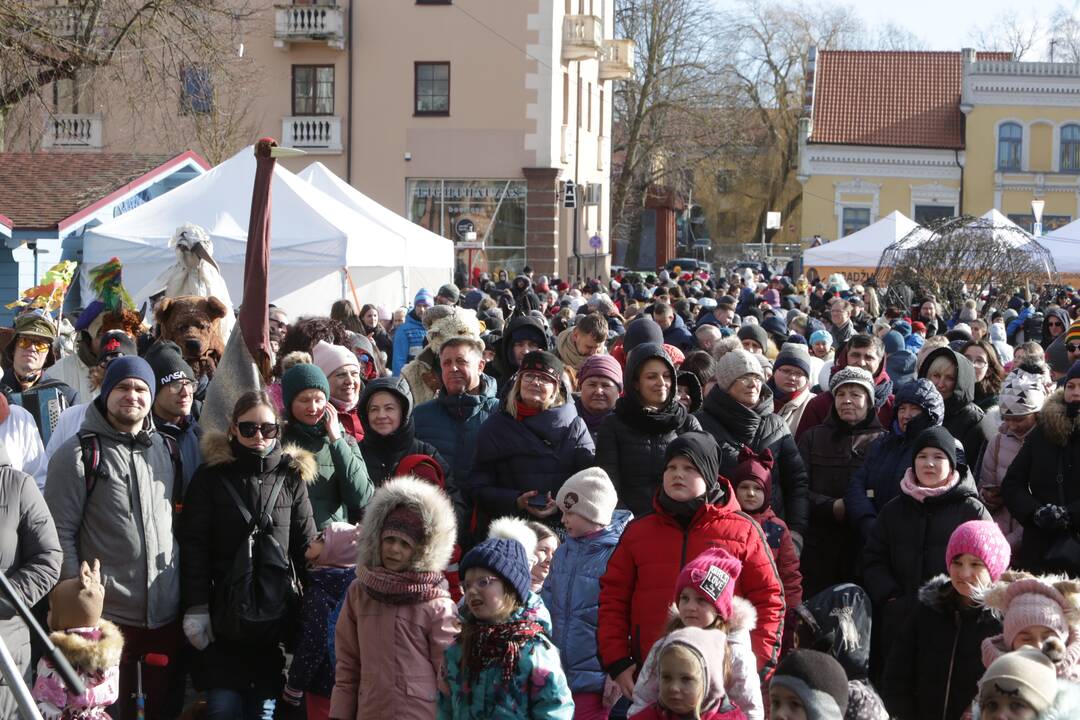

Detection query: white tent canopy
xmin=82 ymin=147 xmax=452 ymax=317
xmin=297 ymin=162 xmax=453 ymax=302
xmin=802 ymin=210 xmax=924 ymax=271
xmin=1039 ymin=218 xmax=1080 ymax=275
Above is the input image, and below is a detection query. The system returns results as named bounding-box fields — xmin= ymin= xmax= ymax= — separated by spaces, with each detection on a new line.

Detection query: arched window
xmin=1062 ymin=124 xmax=1080 ymax=173
xmin=997 ymin=122 xmax=1022 ymax=171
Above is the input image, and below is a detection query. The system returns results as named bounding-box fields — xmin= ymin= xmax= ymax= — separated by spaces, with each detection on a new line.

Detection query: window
xmin=1062 ymin=124 xmax=1080 ymax=173
xmin=53 ymin=71 xmax=92 ymax=114
xmin=998 ymin=122 xmax=1022 ymax=171
xmin=415 ymin=62 xmax=450 ymax=115
xmin=180 ymin=66 xmax=213 ymax=114
xmin=841 ymin=207 xmax=870 ymax=237
xmin=914 ymin=205 xmax=955 ymax=225
xmin=1007 ymin=213 xmax=1072 ymax=234
xmin=292 ymin=65 xmax=334 ymax=116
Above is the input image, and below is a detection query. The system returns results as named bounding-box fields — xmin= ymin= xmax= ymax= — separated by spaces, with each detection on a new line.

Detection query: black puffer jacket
xmin=357 ymin=377 xmax=449 ymax=487
xmin=595 ymin=343 xmax=701 ymax=518
xmin=882 ymin=575 xmax=1001 ymax=720
xmin=1002 ymin=389 xmax=1080 ymax=573
xmin=695 ymin=385 xmax=810 ymax=536
xmin=919 ymin=346 xmax=988 ymax=468
xmin=179 ymin=433 xmax=318 ymax=694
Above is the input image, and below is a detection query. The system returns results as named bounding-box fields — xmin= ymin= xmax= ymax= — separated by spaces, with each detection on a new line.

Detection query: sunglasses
xmin=1068 ymin=344 xmax=1080 ymax=354
xmin=236 ymin=422 xmax=279 ymax=439
xmin=16 ymin=337 xmax=49 ymax=352
xmin=1048 ymin=320 xmax=1064 ymax=327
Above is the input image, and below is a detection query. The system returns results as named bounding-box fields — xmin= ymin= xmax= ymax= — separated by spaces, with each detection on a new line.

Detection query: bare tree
xmin=1049 ymin=4 xmax=1080 ymax=62
xmin=968 ymin=10 xmax=1042 ymax=60
xmin=869 ymin=21 xmax=928 ymax=51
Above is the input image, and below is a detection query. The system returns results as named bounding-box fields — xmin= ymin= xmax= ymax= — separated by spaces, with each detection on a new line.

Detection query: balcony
xmin=282 ymin=116 xmax=342 ymax=154
xmin=562 ymin=15 xmax=603 ymax=61
xmin=599 ymin=39 xmax=635 ymax=81
xmin=274 ymin=4 xmax=345 ymax=50
xmin=42 ymin=114 xmax=102 ymax=150
xmin=560 ymin=125 xmax=575 ymax=164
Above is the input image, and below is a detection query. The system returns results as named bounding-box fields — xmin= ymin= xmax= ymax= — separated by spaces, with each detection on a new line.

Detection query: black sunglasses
xmin=1068 ymin=343 xmax=1080 ymax=354
xmin=237 ymin=422 xmax=280 ymax=439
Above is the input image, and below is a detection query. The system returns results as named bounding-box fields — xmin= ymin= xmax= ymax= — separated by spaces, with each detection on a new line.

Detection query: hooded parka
xmin=357 ymin=377 xmax=449 ymax=488
xmin=919 ymin=347 xmax=989 ymax=468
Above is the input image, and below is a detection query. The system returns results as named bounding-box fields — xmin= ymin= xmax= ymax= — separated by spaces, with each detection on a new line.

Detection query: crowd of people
xmin=1 ymin=262 xmax=1080 ymax=720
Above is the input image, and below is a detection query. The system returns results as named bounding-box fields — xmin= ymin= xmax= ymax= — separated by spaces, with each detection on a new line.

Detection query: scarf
xmin=466 ymin=618 xmax=545 ymax=686
xmin=356 ymin=566 xmax=447 ymax=605
xmin=515 ymin=403 xmax=542 ymax=421
xmin=899 ymin=468 xmax=960 ymax=503
xmin=329 ymin=394 xmax=357 ymax=413
xmin=657 ymin=484 xmax=725 ymax=528
xmin=556 ymin=328 xmax=589 ymax=370
xmin=614 ymin=390 xmax=688 ymax=435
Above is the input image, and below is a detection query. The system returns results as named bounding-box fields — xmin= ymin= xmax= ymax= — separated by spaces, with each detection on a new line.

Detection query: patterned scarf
xmin=467 ymin=619 xmax=544 ymax=686
xmin=356 ymin=566 xmax=447 ymax=605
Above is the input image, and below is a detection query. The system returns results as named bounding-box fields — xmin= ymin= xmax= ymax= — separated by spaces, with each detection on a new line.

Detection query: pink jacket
xmin=32 ymin=622 xmax=122 ymax=720
xmin=978 ymin=422 xmax=1031 ymax=550
xmin=330 ymin=581 xmax=459 ymax=720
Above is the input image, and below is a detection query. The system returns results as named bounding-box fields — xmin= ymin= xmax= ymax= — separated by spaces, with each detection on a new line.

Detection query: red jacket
xmin=598 ymin=484 xmax=785 ymax=678
xmin=630 ymin=704 xmax=746 ymax=720
xmin=336 ymin=406 xmax=364 ymax=442
xmin=747 ymin=505 xmax=802 ymax=609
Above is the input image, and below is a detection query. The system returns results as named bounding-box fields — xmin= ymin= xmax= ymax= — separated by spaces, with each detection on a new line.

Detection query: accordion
xmin=10 ymin=380 xmax=71 ymax=447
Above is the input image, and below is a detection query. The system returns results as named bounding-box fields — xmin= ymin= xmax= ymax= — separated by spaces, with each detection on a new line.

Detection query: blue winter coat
xmin=391 ymin=310 xmax=427 ymax=375
xmin=541 ymin=510 xmax=632 ymax=694
xmin=413 ymin=374 xmax=500 ymax=481
xmin=465 ymin=400 xmax=595 ymax=523
xmin=661 ymin=315 xmax=695 ymax=353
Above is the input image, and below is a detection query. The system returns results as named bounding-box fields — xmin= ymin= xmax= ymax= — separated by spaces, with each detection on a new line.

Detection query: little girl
xmin=331 ymin=476 xmax=459 ymax=720
xmin=33 ymin=559 xmax=121 ymax=719
xmin=630 ymin=547 xmax=762 ymax=720
xmin=439 ymin=536 xmax=574 ymax=719
xmin=630 ymin=627 xmax=746 ymax=720
xmin=974 ymin=644 xmax=1080 ymax=719
xmin=980 ymin=571 xmax=1080 ymax=680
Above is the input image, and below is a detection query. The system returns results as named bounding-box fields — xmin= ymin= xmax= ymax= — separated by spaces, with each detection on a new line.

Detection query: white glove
xmin=183 ymin=608 xmax=213 ymax=650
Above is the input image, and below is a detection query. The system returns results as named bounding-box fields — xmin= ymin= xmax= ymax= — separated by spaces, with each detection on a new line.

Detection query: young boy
xmin=732 ymin=447 xmax=802 ymax=609
xmin=542 ymin=467 xmax=631 ymax=718
xmin=769 ymin=649 xmax=850 ymax=720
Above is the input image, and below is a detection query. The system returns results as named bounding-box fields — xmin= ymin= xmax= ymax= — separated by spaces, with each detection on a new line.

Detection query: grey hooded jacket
xmin=44 ymin=401 xmax=181 ymax=629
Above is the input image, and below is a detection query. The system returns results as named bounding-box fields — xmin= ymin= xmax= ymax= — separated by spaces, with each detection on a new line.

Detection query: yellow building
xmin=797 ymin=48 xmax=1080 ymax=247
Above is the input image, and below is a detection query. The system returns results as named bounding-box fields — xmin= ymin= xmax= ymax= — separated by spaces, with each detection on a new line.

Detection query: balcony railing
xmin=561 ymin=124 xmax=575 ymax=164
xmin=42 ymin=114 xmax=102 ymax=149
xmin=599 ymin=38 xmax=635 ymax=81
xmin=282 ymin=116 xmax=342 ymax=153
xmin=274 ymin=5 xmax=345 ymax=49
xmin=562 ymin=15 xmax=603 ymax=61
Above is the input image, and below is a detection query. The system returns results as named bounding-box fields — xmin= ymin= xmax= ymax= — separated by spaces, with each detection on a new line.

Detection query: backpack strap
xmin=78 ymin=432 xmax=102 ymax=497
xmin=221 ymin=472 xmax=289 ymax=534
xmin=159 ymin=433 xmax=184 ymax=515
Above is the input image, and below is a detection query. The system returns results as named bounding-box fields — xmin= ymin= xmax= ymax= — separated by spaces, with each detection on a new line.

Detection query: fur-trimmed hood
xmin=199 ymin=431 xmax=318 ymax=484
xmin=664 ymin=595 xmax=757 ymax=635
xmin=355 ymin=475 xmax=457 ymax=572
xmin=1038 ymin=390 xmax=1080 ymax=448
xmin=917 ymin=573 xmax=987 ymax=612
xmin=49 ymin=619 xmax=123 ymax=673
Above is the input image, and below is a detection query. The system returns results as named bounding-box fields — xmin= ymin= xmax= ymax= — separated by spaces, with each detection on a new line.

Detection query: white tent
xmin=1039 ymin=218 xmax=1080 ymax=277
xmin=297 ymin=162 xmax=453 ymax=299
xmin=802 ymin=210 xmax=924 ymax=273
xmin=83 ymin=147 xmax=451 ymax=317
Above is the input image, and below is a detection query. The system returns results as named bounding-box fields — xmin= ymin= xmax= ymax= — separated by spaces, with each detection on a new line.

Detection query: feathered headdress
xmin=6 ymin=260 xmax=78 ymax=312
xmin=88 ymin=257 xmax=135 ymax=312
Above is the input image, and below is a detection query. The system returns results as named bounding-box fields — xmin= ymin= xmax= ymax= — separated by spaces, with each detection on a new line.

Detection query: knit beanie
xmin=946 ymin=520 xmax=1011 ymax=582
xmin=771 ymin=649 xmax=849 ymax=720
xmin=413 ymin=288 xmax=433 ymax=307
xmin=675 ymin=547 xmax=742 ymax=620
xmin=762 ymin=316 xmax=787 ymax=339
xmin=883 ymin=330 xmax=905 ymax=355
xmin=459 ymin=537 xmax=532 ymax=603
xmin=893 ymin=320 xmax=912 ymax=337
xmin=437 ymin=283 xmax=460 ymax=303
xmin=556 ymin=467 xmax=618 ymax=526
xmin=732 ymin=446 xmax=774 ymax=507
xmin=774 ymin=343 xmax=811 ymax=377
xmin=317 ymin=522 xmax=361 ymax=568
xmin=281 ymin=363 xmax=330 ymax=415
xmin=1068 ymin=359 xmax=1080 ymax=385
xmin=714 ymin=349 xmax=764 ymax=392
xmin=145 ymin=341 xmax=195 ymax=390
xmin=1067 ymin=320 xmax=1080 ymax=344
xmin=999 ymin=374 xmax=1047 ymax=417
xmin=809 ymin=329 xmax=833 ymax=347
xmin=978 ymin=647 xmax=1059 ymax=715
xmin=912 ymin=426 xmax=958 ymax=471
xmin=48 ymin=560 xmax=105 ymax=632
xmin=381 ymin=505 xmax=426 ymax=548
xmin=1003 ymin=582 xmax=1072 ymax=648
xmin=828 ymin=366 xmax=875 ymax=404
xmin=578 ymin=353 xmax=623 ymax=391
xmin=737 ymin=324 xmax=769 ymax=352
xmin=96 ymin=329 xmax=137 ymax=364
xmin=312 ymin=340 xmax=358 ymax=379
xmin=100 ymin=356 xmax=157 ymax=403
xmin=488 ymin=517 xmax=538 ymax=561
xmin=665 ymin=431 xmax=721 ymax=492
xmin=624 ymin=318 xmax=664 ymax=354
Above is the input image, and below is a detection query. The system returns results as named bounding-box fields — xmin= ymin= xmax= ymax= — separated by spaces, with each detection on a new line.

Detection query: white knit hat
xmin=312 ymin=340 xmax=358 ymax=378
xmin=556 ymin=468 xmax=618 ymax=525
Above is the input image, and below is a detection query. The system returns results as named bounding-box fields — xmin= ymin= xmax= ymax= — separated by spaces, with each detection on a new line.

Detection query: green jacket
xmin=283 ymin=422 xmax=372 ymax=529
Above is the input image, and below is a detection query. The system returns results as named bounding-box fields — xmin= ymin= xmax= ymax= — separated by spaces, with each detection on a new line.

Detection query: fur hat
xmin=556 ymin=467 xmax=618 ymax=526
xmin=460 ymin=537 xmax=532 ymax=603
xmin=946 ymin=521 xmax=1011 ymax=582
xmin=675 ymin=547 xmax=742 ymax=621
xmin=355 ymin=476 xmax=457 ymax=572
xmin=978 ymin=645 xmax=1059 ymax=714
xmin=49 ymin=560 xmax=104 ymax=631
xmin=714 ymin=349 xmax=764 ymax=391
xmin=426 ymin=307 xmax=482 ymax=356
xmin=772 ymin=649 xmax=849 ymax=719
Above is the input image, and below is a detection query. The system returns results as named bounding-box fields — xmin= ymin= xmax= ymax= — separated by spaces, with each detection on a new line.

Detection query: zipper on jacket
xmin=941 ymin=609 xmax=961 ymax=720
xmin=126 ymin=443 xmax=137 ymax=519
xmin=680 ymin=529 xmax=689 ymax=567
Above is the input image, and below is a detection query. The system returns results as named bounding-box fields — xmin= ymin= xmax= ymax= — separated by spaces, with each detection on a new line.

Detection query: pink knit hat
xmin=946 ymin=520 xmax=1011 ymax=582
xmin=316 ymin=522 xmax=361 ymax=568
xmin=1003 ymin=581 xmax=1072 ymax=648
xmin=312 ymin=340 xmax=359 ymax=379
xmin=675 ymin=547 xmax=742 ymax=621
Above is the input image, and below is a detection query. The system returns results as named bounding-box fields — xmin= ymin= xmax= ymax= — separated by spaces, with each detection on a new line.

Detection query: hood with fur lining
xmin=356 ymin=475 xmax=457 ymax=572
xmin=1039 ymin=389 xmax=1080 ymax=448
xmin=49 ymin=619 xmax=123 ymax=674
xmin=199 ymin=431 xmax=318 ymax=483
xmin=663 ymin=595 xmax=758 ymax=634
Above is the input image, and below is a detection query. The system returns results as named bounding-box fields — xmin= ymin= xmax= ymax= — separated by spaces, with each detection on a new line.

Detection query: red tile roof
xmin=0 ymin=152 xmax=206 ymax=231
xmin=809 ymin=50 xmax=1011 ymax=149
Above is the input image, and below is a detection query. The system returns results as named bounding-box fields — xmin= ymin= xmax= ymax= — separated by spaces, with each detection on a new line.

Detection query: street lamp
xmin=1031 ymin=198 xmax=1045 ymax=237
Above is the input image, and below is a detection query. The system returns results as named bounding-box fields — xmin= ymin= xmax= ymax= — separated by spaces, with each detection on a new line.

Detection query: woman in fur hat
xmin=330 ymin=476 xmax=459 ymax=720
xmin=179 ymin=390 xmax=319 ymax=718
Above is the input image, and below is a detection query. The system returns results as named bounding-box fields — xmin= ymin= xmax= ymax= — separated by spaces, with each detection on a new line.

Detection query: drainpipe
xmin=346 ymin=1 xmax=354 ymax=183
xmin=955 ymin=150 xmax=964 ymax=215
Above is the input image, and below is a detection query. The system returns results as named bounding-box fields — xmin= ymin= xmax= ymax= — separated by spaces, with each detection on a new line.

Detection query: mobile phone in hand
xmin=527 ymin=494 xmax=550 ymax=509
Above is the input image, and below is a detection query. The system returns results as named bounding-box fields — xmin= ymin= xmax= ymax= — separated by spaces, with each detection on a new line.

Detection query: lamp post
xmin=1031 ymin=199 xmax=1045 ymax=237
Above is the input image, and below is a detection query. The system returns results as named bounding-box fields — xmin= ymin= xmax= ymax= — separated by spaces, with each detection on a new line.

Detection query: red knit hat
xmin=675 ymin=547 xmax=742 ymax=621
xmin=731 ymin=446 xmax=774 ymax=507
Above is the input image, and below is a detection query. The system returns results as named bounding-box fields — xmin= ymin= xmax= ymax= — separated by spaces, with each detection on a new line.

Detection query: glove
xmin=183 ymin=607 xmax=213 ymax=650
xmin=1034 ymin=504 xmax=1070 ymax=531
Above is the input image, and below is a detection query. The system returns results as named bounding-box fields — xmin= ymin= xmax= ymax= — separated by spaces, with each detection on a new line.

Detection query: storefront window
xmin=407 ymin=179 xmax=527 ymax=278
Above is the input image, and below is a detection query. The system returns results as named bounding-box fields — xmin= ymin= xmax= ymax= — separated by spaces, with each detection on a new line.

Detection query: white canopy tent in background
xmin=802 ymin=210 xmax=925 ymax=277
xmin=296 ymin=162 xmax=453 ymax=305
xmin=82 ymin=146 xmax=453 ymax=319
xmin=1040 ymin=219 xmax=1080 ymax=279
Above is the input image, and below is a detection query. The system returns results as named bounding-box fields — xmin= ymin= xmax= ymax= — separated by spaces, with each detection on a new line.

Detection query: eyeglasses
xmin=521 ymin=372 xmax=555 ymax=386
xmin=966 ymin=356 xmax=988 ymax=367
xmin=236 ymin=422 xmax=280 ymax=439
xmin=1067 ymin=343 xmax=1080 ymax=354
xmin=16 ymin=337 xmax=49 ymax=352
xmin=460 ymin=576 xmax=502 ymax=594
xmin=164 ymin=380 xmax=195 ymax=394
xmin=734 ymin=375 xmax=763 ymax=386
xmin=1048 ymin=320 xmax=1064 ymax=327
